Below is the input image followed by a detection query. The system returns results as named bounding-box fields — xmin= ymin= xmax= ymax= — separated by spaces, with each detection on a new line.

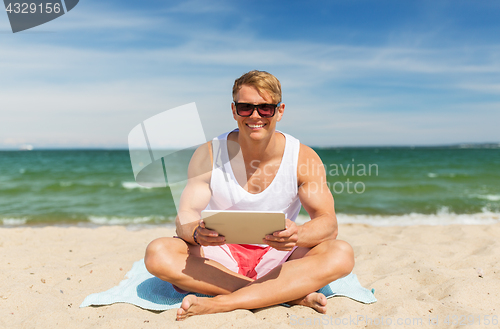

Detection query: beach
xmin=1 ymin=223 xmax=498 ymax=329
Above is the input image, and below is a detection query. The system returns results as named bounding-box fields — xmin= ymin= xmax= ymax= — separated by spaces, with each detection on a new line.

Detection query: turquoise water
xmin=317 ymin=147 xmax=500 ymax=215
xmin=1 ymin=146 xmax=499 ymax=226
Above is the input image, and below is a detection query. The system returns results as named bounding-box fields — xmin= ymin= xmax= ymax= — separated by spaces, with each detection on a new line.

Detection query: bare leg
xmin=146 ymin=237 xmax=328 ymax=313
xmin=145 ymin=237 xmax=253 ymax=296
xmin=284 ymin=243 xmax=329 ymax=313
xmin=176 ymin=239 xmax=354 ymax=320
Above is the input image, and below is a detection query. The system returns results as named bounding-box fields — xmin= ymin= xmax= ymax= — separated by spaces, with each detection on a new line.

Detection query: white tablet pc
xmin=201 ymin=210 xmax=286 ymax=244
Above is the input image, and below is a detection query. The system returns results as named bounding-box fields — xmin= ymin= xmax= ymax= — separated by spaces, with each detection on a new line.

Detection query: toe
xmin=176 ymin=308 xmax=186 ymax=321
xmin=176 ymin=295 xmax=196 ymax=321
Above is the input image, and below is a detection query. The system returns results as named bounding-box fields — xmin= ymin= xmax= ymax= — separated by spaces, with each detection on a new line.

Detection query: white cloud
xmin=456 ymin=83 xmax=500 ymax=95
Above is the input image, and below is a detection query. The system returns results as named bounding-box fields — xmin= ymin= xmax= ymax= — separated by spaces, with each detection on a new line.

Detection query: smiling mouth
xmin=246 ymin=123 xmax=266 ymax=128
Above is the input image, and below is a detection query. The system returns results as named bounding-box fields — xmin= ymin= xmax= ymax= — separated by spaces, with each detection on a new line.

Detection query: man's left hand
xmin=263 ymin=219 xmax=298 ymax=251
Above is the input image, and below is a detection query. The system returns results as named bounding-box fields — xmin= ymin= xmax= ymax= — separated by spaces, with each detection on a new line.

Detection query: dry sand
xmin=1 ymin=223 xmax=499 ymax=329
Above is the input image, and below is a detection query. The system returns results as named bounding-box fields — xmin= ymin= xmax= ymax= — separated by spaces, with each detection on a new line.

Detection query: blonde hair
xmin=232 ymin=70 xmax=282 ymax=103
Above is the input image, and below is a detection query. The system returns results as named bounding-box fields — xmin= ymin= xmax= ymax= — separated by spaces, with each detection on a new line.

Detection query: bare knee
xmin=322 ymin=239 xmax=355 ymax=280
xmin=144 ymin=238 xmax=166 ymax=276
xmin=144 ymin=237 xmax=184 ymax=279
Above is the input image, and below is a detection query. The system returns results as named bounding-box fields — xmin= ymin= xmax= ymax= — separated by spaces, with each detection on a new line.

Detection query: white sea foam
xmin=472 ymin=194 xmax=500 ymax=202
xmin=295 ymin=208 xmax=500 ymax=226
xmin=427 ymin=172 xmax=461 ymax=178
xmin=122 ymin=182 xmax=150 ymax=189
xmin=2 ymin=218 xmax=27 ymax=225
xmin=88 ymin=215 xmax=170 ymax=225
xmin=121 ymin=182 xmax=165 ymax=189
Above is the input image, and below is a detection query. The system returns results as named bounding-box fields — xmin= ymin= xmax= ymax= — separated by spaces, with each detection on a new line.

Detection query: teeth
xmin=248 ymin=124 xmax=265 ymax=128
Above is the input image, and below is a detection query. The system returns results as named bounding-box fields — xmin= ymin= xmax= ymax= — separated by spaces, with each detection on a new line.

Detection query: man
xmin=144 ymin=70 xmax=354 ymax=320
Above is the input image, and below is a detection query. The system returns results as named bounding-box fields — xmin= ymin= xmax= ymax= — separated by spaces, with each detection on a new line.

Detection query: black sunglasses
xmin=234 ymin=102 xmax=279 ymax=118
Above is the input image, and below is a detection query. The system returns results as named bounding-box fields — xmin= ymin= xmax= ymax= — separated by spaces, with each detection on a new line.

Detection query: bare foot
xmin=291 ymin=292 xmax=328 ymax=314
xmin=176 ymin=295 xmax=217 ymax=321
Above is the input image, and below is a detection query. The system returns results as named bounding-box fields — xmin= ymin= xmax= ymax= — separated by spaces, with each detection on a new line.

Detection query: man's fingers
xmin=263 ymin=240 xmax=294 ymax=251
xmin=200 ymin=235 xmax=225 ymax=242
xmin=199 ymin=227 xmax=219 ymax=237
xmin=272 ymin=231 xmax=288 ymax=238
xmin=265 ymin=233 xmax=297 ymax=243
xmin=265 ymin=235 xmax=287 ymax=242
xmin=199 ymin=221 xmax=220 ymax=237
xmin=196 ymin=222 xmax=225 ymax=246
xmin=272 ymin=224 xmax=297 ymax=238
xmin=198 ymin=233 xmax=225 ymax=245
xmin=270 ymin=230 xmax=292 ymax=239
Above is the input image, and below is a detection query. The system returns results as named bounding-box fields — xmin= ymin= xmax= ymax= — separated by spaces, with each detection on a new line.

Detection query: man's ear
xmin=276 ymin=103 xmax=285 ymax=122
xmin=231 ymin=102 xmax=237 ymax=120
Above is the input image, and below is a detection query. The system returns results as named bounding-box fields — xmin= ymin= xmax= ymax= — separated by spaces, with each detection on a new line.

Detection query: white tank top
xmin=207 ymin=129 xmax=302 ymax=222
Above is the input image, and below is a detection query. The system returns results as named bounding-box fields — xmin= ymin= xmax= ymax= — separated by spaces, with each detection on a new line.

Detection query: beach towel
xmin=80 ymin=259 xmax=376 ymax=311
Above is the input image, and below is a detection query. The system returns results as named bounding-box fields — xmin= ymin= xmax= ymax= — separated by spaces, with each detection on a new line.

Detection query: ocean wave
xmin=121 ymin=182 xmax=165 ymax=189
xmin=426 ymin=172 xmax=465 ymax=178
xmin=2 ymin=218 xmax=27 ymax=225
xmin=57 ymin=181 xmax=117 ymax=188
xmin=88 ymin=215 xmax=172 ymax=225
xmin=471 ymin=194 xmax=500 ymax=202
xmin=339 ymin=210 xmax=500 ymax=226
xmin=296 ymin=208 xmax=500 ymax=226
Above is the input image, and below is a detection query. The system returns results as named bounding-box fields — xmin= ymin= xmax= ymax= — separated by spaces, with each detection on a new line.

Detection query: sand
xmin=0 ymin=223 xmax=499 ymax=329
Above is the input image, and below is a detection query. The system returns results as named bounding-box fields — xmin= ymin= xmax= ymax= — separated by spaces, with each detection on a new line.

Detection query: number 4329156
xmin=5 ymin=3 xmax=61 ymax=14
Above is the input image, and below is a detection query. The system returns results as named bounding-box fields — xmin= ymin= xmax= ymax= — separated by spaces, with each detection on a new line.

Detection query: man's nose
xmin=249 ymin=107 xmax=262 ymax=118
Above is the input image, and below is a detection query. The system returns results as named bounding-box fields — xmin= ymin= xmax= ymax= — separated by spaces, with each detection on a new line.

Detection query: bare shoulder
xmin=298 ymin=144 xmax=326 ymax=183
xmin=298 ymin=144 xmax=321 ymax=162
xmin=188 ymin=142 xmax=213 ymax=180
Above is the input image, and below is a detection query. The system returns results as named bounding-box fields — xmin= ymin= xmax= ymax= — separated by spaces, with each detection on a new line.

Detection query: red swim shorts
xmin=172 ymin=244 xmax=296 ymax=294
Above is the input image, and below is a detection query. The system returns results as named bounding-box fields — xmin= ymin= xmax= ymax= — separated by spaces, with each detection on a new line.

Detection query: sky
xmin=0 ymin=0 xmax=499 ymax=149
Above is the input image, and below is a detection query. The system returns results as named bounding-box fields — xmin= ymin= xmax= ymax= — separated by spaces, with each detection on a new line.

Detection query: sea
xmin=1 ymin=145 xmax=500 ymax=228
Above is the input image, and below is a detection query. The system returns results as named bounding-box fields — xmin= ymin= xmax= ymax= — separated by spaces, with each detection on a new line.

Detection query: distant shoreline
xmin=1 ymin=142 xmax=499 ymax=151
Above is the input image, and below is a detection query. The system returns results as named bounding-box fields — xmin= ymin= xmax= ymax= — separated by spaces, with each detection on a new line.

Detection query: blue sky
xmin=1 ymin=0 xmax=499 ymax=148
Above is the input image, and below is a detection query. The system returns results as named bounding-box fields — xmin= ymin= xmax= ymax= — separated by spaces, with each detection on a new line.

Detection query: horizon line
xmin=1 ymin=141 xmax=499 ymax=151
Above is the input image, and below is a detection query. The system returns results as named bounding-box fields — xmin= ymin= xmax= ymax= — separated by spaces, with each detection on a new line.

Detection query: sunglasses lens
xmin=257 ymin=104 xmax=275 ymax=117
xmin=236 ymin=103 xmax=254 ymax=116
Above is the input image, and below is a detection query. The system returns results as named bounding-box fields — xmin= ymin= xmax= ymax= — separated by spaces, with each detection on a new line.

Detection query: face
xmin=231 ymin=84 xmax=284 ymax=140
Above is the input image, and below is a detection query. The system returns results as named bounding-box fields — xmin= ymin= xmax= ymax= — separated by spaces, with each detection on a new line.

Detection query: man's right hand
xmin=195 ymin=221 xmax=226 ymax=246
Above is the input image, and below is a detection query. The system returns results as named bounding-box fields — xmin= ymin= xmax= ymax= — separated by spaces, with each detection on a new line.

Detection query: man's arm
xmin=174 ymin=143 xmax=211 ymax=243
xmin=264 ymin=144 xmax=337 ymax=250
xmin=174 ymin=142 xmax=226 ymax=246
xmin=295 ymin=144 xmax=338 ymax=246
